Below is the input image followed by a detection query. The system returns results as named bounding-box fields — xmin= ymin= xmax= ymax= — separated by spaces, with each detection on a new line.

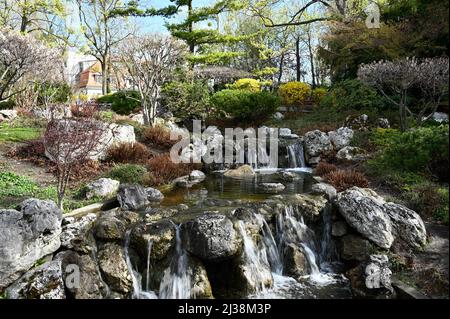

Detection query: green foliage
xmin=36 ymin=81 xmax=71 ymax=104
xmin=0 ymin=122 xmax=42 ymax=143
xmin=106 ymin=164 xmax=147 ymax=184
xmin=227 ymin=78 xmax=261 ymax=92
xmin=369 ymin=125 xmax=449 ymax=176
xmin=0 ymin=172 xmax=57 ymax=208
xmin=97 ymin=91 xmax=141 ymax=115
xmin=320 ymin=79 xmax=388 ymax=110
xmin=0 ymin=100 xmax=15 ymax=110
xmin=210 ymin=89 xmax=280 ymax=122
xmin=278 ymin=82 xmax=311 ymax=107
xmin=161 ymin=80 xmax=211 ymax=120
xmin=312 ymin=87 xmax=327 ymax=106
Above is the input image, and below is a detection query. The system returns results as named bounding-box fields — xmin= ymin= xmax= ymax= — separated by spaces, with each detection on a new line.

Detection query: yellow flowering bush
xmin=228 ymin=78 xmax=261 ymax=92
xmin=278 ymin=82 xmax=311 ymax=107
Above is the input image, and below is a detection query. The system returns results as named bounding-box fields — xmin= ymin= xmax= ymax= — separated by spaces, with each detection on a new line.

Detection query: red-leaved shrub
xmin=315 ymin=162 xmax=338 ymax=176
xmin=142 ymin=125 xmax=178 ymax=149
xmin=145 ymin=153 xmax=201 ymax=186
xmin=324 ymin=169 xmax=369 ymax=192
xmin=105 ymin=142 xmax=151 ymax=164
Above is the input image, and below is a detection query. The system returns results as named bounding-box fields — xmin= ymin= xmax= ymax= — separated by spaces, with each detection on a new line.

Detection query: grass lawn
xmin=0 ymin=122 xmax=42 ymax=143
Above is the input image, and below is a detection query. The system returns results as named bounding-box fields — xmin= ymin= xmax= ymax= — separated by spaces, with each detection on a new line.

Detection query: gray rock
xmin=223 ymin=165 xmax=255 ymax=178
xmin=145 ymin=187 xmax=164 ymax=202
xmin=0 ymin=199 xmax=62 ymax=290
xmin=335 ymin=187 xmax=394 ymax=249
xmin=181 ymin=213 xmax=241 ymax=261
xmin=276 ymin=171 xmax=299 ymax=182
xmin=189 ymin=170 xmax=206 ymax=182
xmin=311 ymin=183 xmax=337 ymax=200
xmin=282 ymin=243 xmax=308 ymax=277
xmin=93 ymin=209 xmax=140 ymax=241
xmin=339 ymin=234 xmax=373 ymax=261
xmin=85 ymin=178 xmax=120 ymax=200
xmin=117 ymin=184 xmax=150 ymax=210
xmin=55 ymin=250 xmax=106 ymax=299
xmin=336 ymin=187 xmax=427 ymax=250
xmin=384 ymin=203 xmax=427 ymax=249
xmin=259 ymin=183 xmax=286 ymax=193
xmin=130 ymin=220 xmax=176 ymax=261
xmin=328 ymin=127 xmax=354 ymax=150
xmin=6 ymin=260 xmax=65 ymax=299
xmin=331 ymin=221 xmax=348 ymax=237
xmin=0 ymin=109 xmax=17 ymax=121
xmin=304 ymin=130 xmax=333 ymax=162
xmin=189 ymin=257 xmax=213 ymax=299
xmin=60 ymin=213 xmax=97 ymax=252
xmin=97 ymin=243 xmax=133 ymax=294
xmin=378 ymin=118 xmax=390 ymax=128
xmin=365 ymin=254 xmax=393 ymax=292
xmin=431 ymin=112 xmax=449 ymax=123
xmin=336 ymin=146 xmax=367 ymax=161
xmin=273 ymin=112 xmax=284 ymax=120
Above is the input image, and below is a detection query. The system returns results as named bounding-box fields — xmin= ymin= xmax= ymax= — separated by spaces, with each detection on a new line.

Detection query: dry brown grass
xmin=315 ymin=161 xmax=338 ymax=176
xmin=142 ymin=125 xmax=179 ymax=149
xmin=105 ymin=142 xmax=151 ymax=164
xmin=145 ymin=153 xmax=201 ymax=186
xmin=324 ymin=169 xmax=369 ymax=192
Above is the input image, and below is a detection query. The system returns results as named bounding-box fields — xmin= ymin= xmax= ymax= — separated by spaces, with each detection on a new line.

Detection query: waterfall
xmin=159 ymin=224 xmax=192 ymax=299
xmin=255 ymin=215 xmax=283 ymax=275
xmin=236 ymin=221 xmax=272 ymax=293
xmin=146 ymin=239 xmax=153 ymax=291
xmin=124 ymin=229 xmax=157 ymax=299
xmin=246 ymin=142 xmax=277 ymax=170
xmin=287 ymin=143 xmax=306 ymax=168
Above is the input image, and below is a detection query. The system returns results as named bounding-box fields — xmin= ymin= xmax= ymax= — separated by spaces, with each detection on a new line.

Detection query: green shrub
xmin=312 ymin=87 xmax=327 ymax=106
xmin=161 ymin=80 xmax=211 ymax=120
xmin=320 ymin=79 xmax=388 ymax=110
xmin=228 ymin=78 xmax=261 ymax=92
xmin=210 ymin=89 xmax=280 ymax=122
xmin=36 ymin=81 xmax=71 ymax=104
xmin=106 ymin=164 xmax=147 ymax=184
xmin=97 ymin=91 xmax=141 ymax=115
xmin=278 ymin=82 xmax=311 ymax=107
xmin=370 ymin=125 xmax=449 ymax=179
xmin=0 ymin=100 xmax=15 ymax=110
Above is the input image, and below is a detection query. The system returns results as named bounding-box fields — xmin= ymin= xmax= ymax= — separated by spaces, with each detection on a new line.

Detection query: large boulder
xmin=223 ymin=165 xmax=255 ymax=178
xmin=55 ymin=250 xmax=106 ymax=299
xmin=384 ymin=203 xmax=427 ymax=249
xmin=60 ymin=213 xmax=97 ymax=252
xmin=282 ymin=243 xmax=309 ymax=277
xmin=85 ymin=178 xmax=120 ymax=200
xmin=335 ymin=188 xmax=394 ymax=249
xmin=6 ymin=260 xmax=66 ymax=299
xmin=93 ymin=209 xmax=140 ymax=242
xmin=328 ymin=127 xmax=354 ymax=150
xmin=335 ymin=187 xmax=427 ymax=249
xmin=0 ymin=109 xmax=17 ymax=121
xmin=181 ymin=213 xmax=241 ymax=261
xmin=130 ymin=220 xmax=176 ymax=261
xmin=97 ymin=243 xmax=133 ymax=294
xmin=303 ymin=130 xmax=333 ymax=165
xmin=117 ymin=184 xmax=163 ymax=210
xmin=0 ymin=199 xmax=62 ymax=290
xmin=339 ymin=234 xmax=374 ymax=261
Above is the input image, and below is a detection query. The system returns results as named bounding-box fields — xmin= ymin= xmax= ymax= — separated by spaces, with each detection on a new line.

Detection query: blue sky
xmin=136 ymin=0 xmax=213 ymax=34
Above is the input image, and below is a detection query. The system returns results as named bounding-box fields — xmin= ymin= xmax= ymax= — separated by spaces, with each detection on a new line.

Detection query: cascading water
xmin=287 ymin=142 xmax=307 ymax=169
xmin=236 ymin=221 xmax=272 ymax=294
xmin=146 ymin=239 xmax=153 ymax=291
xmin=255 ymin=215 xmax=283 ymax=275
xmin=159 ymin=224 xmax=192 ymax=299
xmin=124 ymin=229 xmax=157 ymax=299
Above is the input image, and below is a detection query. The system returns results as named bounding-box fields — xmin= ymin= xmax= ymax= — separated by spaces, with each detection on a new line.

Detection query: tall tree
xmin=76 ymin=0 xmax=135 ymax=94
xmin=119 ymin=0 xmax=247 ymax=66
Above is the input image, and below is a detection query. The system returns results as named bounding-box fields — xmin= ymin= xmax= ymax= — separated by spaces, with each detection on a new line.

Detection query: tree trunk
xmin=278 ymin=52 xmax=285 ymax=84
xmin=307 ymin=32 xmax=316 ymax=88
xmin=295 ymin=37 xmax=301 ymax=82
xmin=101 ymin=59 xmax=108 ymax=95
